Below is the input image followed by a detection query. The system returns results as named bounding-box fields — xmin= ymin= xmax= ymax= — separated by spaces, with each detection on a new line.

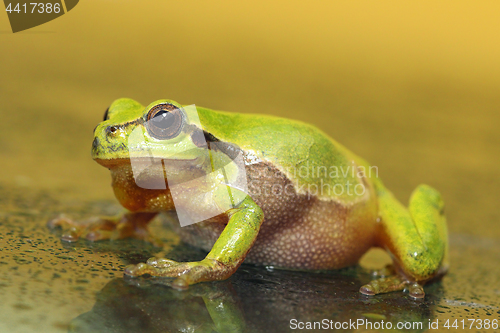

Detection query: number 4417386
xmin=444 ymin=319 xmax=498 ymax=330
xmin=5 ymin=3 xmax=62 ymax=14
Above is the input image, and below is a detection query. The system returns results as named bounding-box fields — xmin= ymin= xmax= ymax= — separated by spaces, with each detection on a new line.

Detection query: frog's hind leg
xmin=360 ymin=184 xmax=448 ymax=298
xmin=48 ymin=212 xmax=161 ymax=246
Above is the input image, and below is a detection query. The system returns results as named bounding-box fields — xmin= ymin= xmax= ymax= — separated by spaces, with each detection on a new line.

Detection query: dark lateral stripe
xmin=188 ymin=127 xmax=241 ymax=161
xmin=203 ymin=130 xmax=219 ymax=143
xmin=204 ymin=132 xmax=241 ymax=161
xmin=114 ymin=118 xmax=145 ymax=129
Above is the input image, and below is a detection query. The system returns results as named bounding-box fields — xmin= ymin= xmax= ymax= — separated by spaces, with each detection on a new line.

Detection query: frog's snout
xmin=91 ymin=136 xmax=102 ymax=160
xmin=92 ymin=137 xmax=100 ymax=150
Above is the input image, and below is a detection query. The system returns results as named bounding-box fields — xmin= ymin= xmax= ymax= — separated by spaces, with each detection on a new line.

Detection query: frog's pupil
xmin=152 ymin=110 xmax=175 ymax=129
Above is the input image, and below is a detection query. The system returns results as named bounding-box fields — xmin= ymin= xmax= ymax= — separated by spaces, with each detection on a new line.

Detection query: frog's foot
xmin=47 ymin=212 xmax=161 ymax=246
xmin=360 ymin=276 xmax=425 ymax=299
xmin=124 ymin=257 xmax=233 ymax=290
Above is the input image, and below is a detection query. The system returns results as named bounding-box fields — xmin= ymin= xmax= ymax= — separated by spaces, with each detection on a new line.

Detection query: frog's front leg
xmin=48 ymin=212 xmax=160 ymax=246
xmin=361 ymin=184 xmax=448 ymax=299
xmin=124 ymin=194 xmax=264 ymax=289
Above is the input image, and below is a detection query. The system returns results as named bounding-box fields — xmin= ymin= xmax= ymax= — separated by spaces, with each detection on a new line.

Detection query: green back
xmin=196 ymin=106 xmax=366 ymax=202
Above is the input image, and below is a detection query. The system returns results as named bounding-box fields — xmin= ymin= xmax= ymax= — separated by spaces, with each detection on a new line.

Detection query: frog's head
xmin=92 ymin=98 xmax=208 ymax=169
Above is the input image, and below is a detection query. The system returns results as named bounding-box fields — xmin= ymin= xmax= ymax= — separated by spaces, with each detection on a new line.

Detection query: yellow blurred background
xmin=1 ymin=1 xmax=499 ymax=239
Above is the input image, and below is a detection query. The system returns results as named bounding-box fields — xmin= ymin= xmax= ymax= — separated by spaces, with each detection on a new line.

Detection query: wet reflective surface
xmin=1 ymin=1 xmax=500 ymax=332
xmin=1 ymin=186 xmax=499 ymax=332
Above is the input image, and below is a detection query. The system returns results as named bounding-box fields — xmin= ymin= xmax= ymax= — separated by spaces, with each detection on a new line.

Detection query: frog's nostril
xmin=92 ymin=137 xmax=100 ymax=150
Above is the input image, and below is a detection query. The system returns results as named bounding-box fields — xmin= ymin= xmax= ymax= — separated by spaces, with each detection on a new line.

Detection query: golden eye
xmin=146 ymin=104 xmax=184 ymax=140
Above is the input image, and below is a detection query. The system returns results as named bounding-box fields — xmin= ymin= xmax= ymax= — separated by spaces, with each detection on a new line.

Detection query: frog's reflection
xmin=69 ymin=266 xmax=441 ymax=333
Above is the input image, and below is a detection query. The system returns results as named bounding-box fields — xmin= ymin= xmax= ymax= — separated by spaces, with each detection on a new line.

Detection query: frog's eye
xmin=146 ymin=103 xmax=184 ymax=140
xmin=103 ymin=107 xmax=110 ymax=121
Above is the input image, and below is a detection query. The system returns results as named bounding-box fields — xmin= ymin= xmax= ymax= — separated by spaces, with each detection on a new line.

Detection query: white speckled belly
xmin=170 ymin=161 xmax=379 ymax=270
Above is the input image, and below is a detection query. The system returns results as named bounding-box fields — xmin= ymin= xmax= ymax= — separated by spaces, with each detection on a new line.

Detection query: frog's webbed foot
xmin=124 ymin=257 xmax=233 ymax=290
xmin=123 ymin=195 xmax=264 ymax=290
xmin=47 ymin=212 xmax=161 ymax=246
xmin=360 ymin=276 xmax=425 ymax=299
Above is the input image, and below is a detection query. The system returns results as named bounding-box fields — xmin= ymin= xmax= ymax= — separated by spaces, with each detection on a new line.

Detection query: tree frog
xmin=51 ymin=98 xmax=448 ymax=298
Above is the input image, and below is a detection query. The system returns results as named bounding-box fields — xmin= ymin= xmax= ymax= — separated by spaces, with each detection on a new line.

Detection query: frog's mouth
xmin=93 ymin=158 xmax=131 ymax=169
xmin=93 ymin=156 xmax=206 ymax=170
xmin=92 ymin=136 xmax=204 ymax=169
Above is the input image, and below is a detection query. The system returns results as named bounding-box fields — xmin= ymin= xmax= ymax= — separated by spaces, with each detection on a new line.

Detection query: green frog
xmin=50 ymin=98 xmax=448 ymax=298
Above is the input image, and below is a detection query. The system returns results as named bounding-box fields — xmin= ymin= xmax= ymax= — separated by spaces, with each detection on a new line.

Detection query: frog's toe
xmin=408 ymin=282 xmax=425 ymax=299
xmin=359 ymin=284 xmax=376 ymax=296
xmin=48 ymin=216 xmax=87 ymax=242
xmin=123 ymin=258 xmax=231 ymax=289
xmin=146 ymin=257 xmax=177 ymax=268
xmin=124 ymin=259 xmax=190 ymax=278
xmin=47 ymin=215 xmax=74 ymax=229
xmin=60 ymin=227 xmax=81 ymax=242
xmin=124 ymin=263 xmax=154 ymax=276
